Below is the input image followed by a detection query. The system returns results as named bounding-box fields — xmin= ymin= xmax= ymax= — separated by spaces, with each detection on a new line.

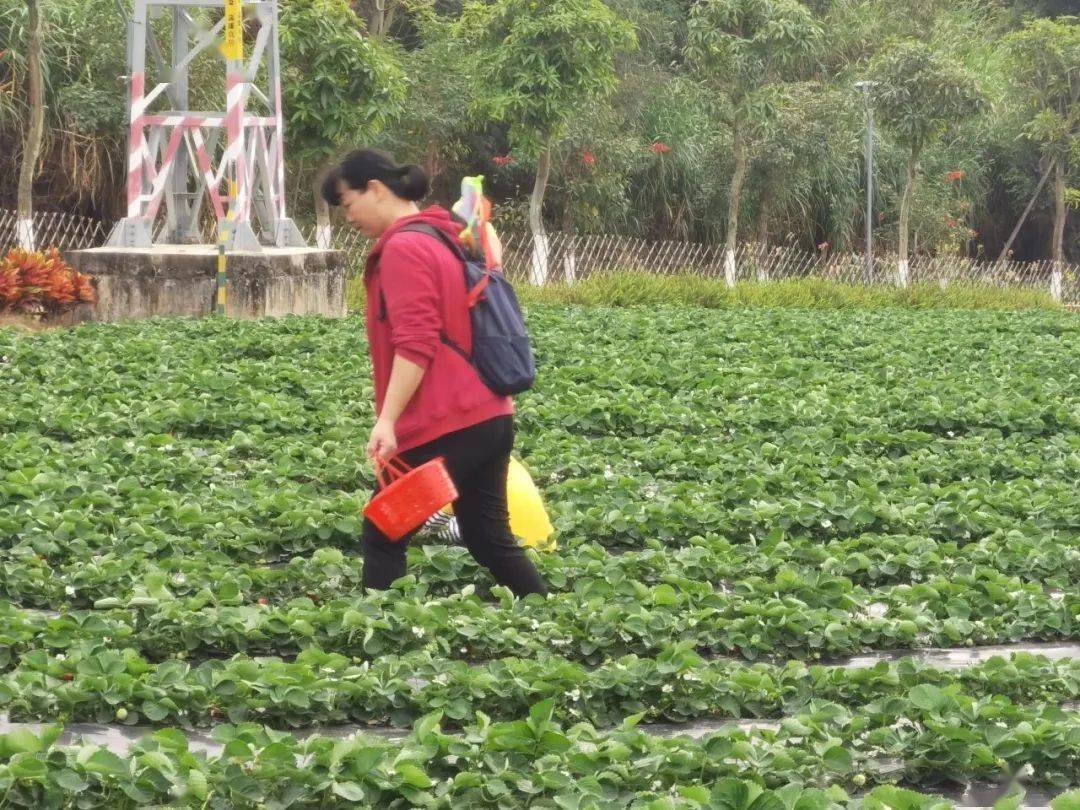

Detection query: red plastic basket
xmin=363 ymin=455 xmax=458 ymax=541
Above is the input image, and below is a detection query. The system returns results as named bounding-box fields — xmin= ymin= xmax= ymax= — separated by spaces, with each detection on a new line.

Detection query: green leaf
xmin=396 ymin=762 xmax=433 ymax=789
xmin=9 ymin=755 xmax=47 ymax=780
xmin=2 ymin=728 xmax=43 ymax=755
xmin=1051 ymin=790 xmax=1080 ymax=810
xmin=908 ymin=684 xmax=952 ymax=713
xmin=822 ymin=746 xmax=852 ymax=773
xmin=83 ymin=749 xmax=128 ymax=777
xmin=652 ymin=584 xmax=678 ymax=606
xmin=332 ymin=781 xmax=367 ymax=801
xmin=53 ymin=768 xmax=89 ymax=792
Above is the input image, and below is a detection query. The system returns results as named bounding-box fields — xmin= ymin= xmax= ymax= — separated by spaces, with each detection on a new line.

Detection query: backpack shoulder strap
xmin=375 ymin=222 xmax=467 ymax=320
xmin=398 ymin=222 xmax=492 ymax=308
xmin=399 ymin=222 xmax=470 ymax=262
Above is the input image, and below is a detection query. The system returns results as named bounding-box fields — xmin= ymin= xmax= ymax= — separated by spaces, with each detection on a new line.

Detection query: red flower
xmin=946 ymin=218 xmax=957 ymax=228
xmin=492 ymin=154 xmax=515 ymax=166
xmin=650 ymin=142 xmax=671 ymax=154
xmin=817 ymin=241 xmax=830 ymax=251
xmin=582 ymin=150 xmax=596 ymax=167
xmin=947 ymin=170 xmax=965 ymax=182
xmin=62 ymin=673 xmax=74 ymax=681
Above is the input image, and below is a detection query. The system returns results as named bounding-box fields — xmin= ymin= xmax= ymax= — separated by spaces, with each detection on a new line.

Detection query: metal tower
xmin=107 ymin=0 xmax=305 ymax=250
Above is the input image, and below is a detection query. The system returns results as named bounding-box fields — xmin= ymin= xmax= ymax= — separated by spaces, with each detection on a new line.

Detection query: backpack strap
xmin=379 ymin=222 xmax=481 ymax=362
xmin=399 ymin=222 xmax=493 ymax=308
xmin=375 ymin=225 xmax=468 ymax=324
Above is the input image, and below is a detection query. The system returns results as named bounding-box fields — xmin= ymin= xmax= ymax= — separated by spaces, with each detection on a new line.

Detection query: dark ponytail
xmin=322 ymin=149 xmax=430 ymax=205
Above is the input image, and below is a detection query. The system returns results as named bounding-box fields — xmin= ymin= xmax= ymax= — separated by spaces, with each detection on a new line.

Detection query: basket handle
xmin=374 ymin=454 xmax=412 ymax=489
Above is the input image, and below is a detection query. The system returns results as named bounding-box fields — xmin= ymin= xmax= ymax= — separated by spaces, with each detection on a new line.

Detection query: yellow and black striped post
xmin=216 ymin=180 xmax=238 ymax=315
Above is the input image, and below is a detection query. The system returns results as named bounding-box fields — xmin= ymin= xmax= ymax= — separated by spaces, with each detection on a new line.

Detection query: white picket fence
xmin=3 ymin=210 xmax=1077 ymax=304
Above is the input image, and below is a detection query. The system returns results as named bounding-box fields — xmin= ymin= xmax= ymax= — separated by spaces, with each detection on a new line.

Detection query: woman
xmin=323 ymin=149 xmax=547 ymax=597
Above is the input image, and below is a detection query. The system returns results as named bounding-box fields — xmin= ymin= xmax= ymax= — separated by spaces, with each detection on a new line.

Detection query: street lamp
xmin=855 ymin=80 xmax=878 ymax=279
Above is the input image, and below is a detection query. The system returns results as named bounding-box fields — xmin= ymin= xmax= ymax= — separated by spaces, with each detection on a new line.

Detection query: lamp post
xmin=855 ymin=80 xmax=878 ymax=279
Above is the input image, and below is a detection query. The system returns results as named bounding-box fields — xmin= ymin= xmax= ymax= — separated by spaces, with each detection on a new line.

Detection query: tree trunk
xmin=528 ymin=141 xmax=552 ymax=285
xmin=997 ymin=157 xmax=1054 ymax=262
xmin=724 ymin=122 xmax=747 ymax=288
xmin=1050 ymin=156 xmax=1065 ymax=301
xmin=756 ymin=193 xmax=770 ymax=282
xmin=424 ymin=138 xmax=438 ymax=183
xmin=369 ymin=0 xmax=386 ymax=36
xmin=16 ymin=0 xmax=44 ymax=251
xmin=897 ymin=153 xmax=917 ymax=288
xmin=313 ymin=164 xmax=332 ymax=249
xmin=561 ymin=196 xmax=577 ymax=285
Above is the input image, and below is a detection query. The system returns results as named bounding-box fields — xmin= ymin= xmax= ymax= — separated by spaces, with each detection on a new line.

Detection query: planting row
xmin=3 ymin=638 xmax=1080 ymax=730
xmin=2 ymin=453 xmax=1077 ymax=568
xmin=1 ymin=568 xmax=1077 ymax=667
xmin=4 ymin=697 xmax=1080 ymax=807
xmin=3 ymin=527 xmax=1079 ymax=611
xmin=3 ymin=309 xmax=1075 ymax=441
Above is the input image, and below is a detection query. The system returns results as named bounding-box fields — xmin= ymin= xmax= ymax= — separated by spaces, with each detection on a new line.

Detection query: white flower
xmin=411 ymin=626 xmax=425 ymax=638
xmin=662 ymin=684 xmax=674 ymax=694
xmin=652 ymin=780 xmax=663 ymax=791
xmin=530 ymin=620 xmax=540 ymax=630
xmin=460 ymin=647 xmax=468 ymax=655
xmin=821 ymin=519 xmax=833 ymax=529
xmin=55 ymin=654 xmax=66 ymax=662
xmin=64 ymin=586 xmax=76 ymax=597
xmin=567 ymin=688 xmax=581 ymax=702
xmin=603 ymin=466 xmax=615 ymax=481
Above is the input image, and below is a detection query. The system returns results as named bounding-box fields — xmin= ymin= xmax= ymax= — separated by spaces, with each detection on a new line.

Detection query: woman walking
xmin=323 ymin=149 xmax=547 ymax=597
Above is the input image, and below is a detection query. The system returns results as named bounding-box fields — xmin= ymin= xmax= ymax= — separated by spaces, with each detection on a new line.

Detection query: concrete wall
xmin=66 ymin=246 xmax=347 ymax=322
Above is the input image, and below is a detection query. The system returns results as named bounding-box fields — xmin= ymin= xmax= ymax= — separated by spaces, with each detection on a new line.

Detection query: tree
xmin=748 ymin=83 xmax=862 ymax=258
xmin=686 ymin=0 xmax=821 ymax=286
xmin=871 ymin=41 xmax=984 ymax=285
xmin=1004 ymin=16 xmax=1078 ymax=289
xmin=457 ymin=0 xmax=635 ymax=283
xmin=15 ymin=0 xmax=43 ymax=249
xmin=279 ymin=0 xmax=405 ymax=245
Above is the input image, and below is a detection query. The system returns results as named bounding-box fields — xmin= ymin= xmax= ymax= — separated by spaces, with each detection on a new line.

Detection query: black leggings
xmin=361 ymin=416 xmax=548 ymax=597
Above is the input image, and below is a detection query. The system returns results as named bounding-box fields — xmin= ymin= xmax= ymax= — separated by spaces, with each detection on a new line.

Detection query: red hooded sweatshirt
xmin=365 ymin=206 xmax=514 ymax=453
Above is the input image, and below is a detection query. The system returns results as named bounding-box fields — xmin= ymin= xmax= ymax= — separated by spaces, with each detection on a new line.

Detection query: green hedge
xmin=345 ymin=271 xmax=1062 ymax=312
xmin=517 ymin=273 xmax=1063 ymax=311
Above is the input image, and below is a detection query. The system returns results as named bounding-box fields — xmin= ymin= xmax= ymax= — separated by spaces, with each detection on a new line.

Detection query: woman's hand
xmin=485 ymin=222 xmax=503 ymax=267
xmin=367 ymin=417 xmax=398 ymax=461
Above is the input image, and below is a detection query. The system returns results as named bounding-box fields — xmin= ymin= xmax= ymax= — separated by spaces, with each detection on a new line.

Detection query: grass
xmin=346 ymin=270 xmax=1064 ymax=313
xmin=517 ymin=272 xmax=1064 ymax=311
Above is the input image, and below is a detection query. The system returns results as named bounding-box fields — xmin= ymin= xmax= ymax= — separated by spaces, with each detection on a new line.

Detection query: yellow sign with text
xmin=223 ymin=0 xmax=243 ymax=61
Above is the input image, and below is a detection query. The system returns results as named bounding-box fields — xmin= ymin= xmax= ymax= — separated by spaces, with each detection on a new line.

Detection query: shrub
xmin=515 ymin=272 xmax=1062 ymax=311
xmin=0 ymin=248 xmax=95 ymax=316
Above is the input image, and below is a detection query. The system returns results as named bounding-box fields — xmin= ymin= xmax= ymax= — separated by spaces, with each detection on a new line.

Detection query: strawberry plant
xmin=0 ymin=305 xmax=1078 ymax=803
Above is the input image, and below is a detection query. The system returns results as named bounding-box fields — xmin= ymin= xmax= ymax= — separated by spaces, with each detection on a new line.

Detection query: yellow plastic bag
xmin=442 ymin=456 xmax=556 ymax=551
xmin=506 ymin=456 xmax=556 ymax=551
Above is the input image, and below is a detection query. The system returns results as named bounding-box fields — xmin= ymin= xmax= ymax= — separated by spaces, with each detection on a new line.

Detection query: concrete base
xmin=66 ymin=246 xmax=346 ymax=322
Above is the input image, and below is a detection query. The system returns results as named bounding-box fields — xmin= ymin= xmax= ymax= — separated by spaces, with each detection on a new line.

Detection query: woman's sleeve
xmin=378 ymin=236 xmax=441 ymax=369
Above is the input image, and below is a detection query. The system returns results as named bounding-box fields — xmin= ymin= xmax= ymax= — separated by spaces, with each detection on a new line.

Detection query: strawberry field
xmin=0 ymin=306 xmax=1079 ymax=808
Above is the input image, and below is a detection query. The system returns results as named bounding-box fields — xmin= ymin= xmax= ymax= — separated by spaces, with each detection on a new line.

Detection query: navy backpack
xmin=380 ymin=222 xmax=536 ymax=396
